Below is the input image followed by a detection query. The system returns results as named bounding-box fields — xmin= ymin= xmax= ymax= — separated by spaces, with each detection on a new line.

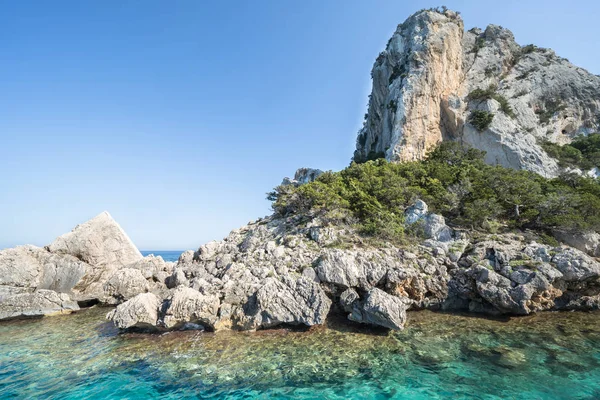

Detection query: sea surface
xmin=141 ymin=250 xmax=184 ymax=262
xmin=1 ymin=307 xmax=599 ymax=399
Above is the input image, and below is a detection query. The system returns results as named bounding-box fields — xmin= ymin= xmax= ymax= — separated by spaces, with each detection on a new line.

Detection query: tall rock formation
xmin=355 ymin=8 xmax=600 ymax=177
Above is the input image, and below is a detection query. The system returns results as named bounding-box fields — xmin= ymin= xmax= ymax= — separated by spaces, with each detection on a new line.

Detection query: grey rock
xmin=404 ymin=200 xmax=428 ymax=224
xmin=554 ymin=231 xmax=600 ymax=257
xmin=356 ymin=8 xmax=600 ymax=177
xmin=126 ymin=255 xmax=173 ymax=281
xmin=46 ymin=211 xmax=143 ymax=300
xmin=0 ymin=245 xmax=88 ymax=292
xmin=162 ymin=286 xmax=220 ymax=330
xmin=254 ymin=277 xmax=332 ymax=329
xmin=348 ymin=288 xmax=409 ymax=330
xmin=316 ymin=250 xmax=387 ymax=289
xmin=552 ymin=248 xmax=600 ymax=282
xmin=47 ymin=211 xmax=142 ymax=268
xmin=106 ymin=292 xmax=161 ymax=330
xmin=166 ymin=268 xmax=188 ymax=289
xmin=0 ymin=286 xmax=79 ymax=320
xmin=339 ymin=288 xmax=359 ymax=313
xmin=103 ymin=268 xmax=149 ymax=305
xmin=404 ymin=200 xmax=454 ymax=242
xmin=282 ymin=168 xmax=324 ymax=186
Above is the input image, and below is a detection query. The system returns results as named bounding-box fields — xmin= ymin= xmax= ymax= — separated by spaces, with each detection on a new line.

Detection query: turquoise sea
xmin=141 ymin=250 xmax=184 ymax=262
xmin=1 ymin=303 xmax=599 ymax=399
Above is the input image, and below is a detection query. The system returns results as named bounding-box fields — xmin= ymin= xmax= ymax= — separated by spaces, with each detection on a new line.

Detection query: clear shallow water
xmin=1 ymin=309 xmax=599 ymax=399
xmin=141 ymin=250 xmax=184 ymax=262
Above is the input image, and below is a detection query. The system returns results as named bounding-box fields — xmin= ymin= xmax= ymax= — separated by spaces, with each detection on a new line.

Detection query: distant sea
xmin=141 ymin=250 xmax=184 ymax=262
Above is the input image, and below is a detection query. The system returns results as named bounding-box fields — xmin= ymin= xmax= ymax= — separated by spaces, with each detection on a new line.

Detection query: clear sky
xmin=1 ymin=1 xmax=598 ymax=250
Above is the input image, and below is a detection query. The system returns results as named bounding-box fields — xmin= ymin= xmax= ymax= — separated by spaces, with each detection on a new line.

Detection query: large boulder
xmin=404 ymin=200 xmax=454 ymax=242
xmin=346 ymin=288 xmax=409 ymax=330
xmin=0 ymin=286 xmax=79 ymax=320
xmin=106 ymin=292 xmax=161 ymax=330
xmin=46 ymin=211 xmax=142 ymax=268
xmin=0 ymin=245 xmax=88 ymax=292
xmin=162 ymin=286 xmax=220 ymax=329
xmin=0 ymin=212 xmax=145 ymax=321
xmin=102 ymin=268 xmax=150 ymax=305
xmin=554 ymin=231 xmax=600 ymax=257
xmin=46 ymin=211 xmax=143 ymax=300
xmin=253 ymin=277 xmax=332 ymax=329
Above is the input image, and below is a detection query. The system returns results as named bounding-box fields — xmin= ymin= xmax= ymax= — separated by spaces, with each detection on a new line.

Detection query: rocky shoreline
xmin=1 ymin=203 xmax=599 ymax=333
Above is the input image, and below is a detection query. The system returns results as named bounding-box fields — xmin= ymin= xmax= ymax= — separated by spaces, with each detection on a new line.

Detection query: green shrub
xmin=472 ymin=37 xmax=486 ymax=54
xmin=389 ymin=65 xmax=406 ymax=84
xmin=536 ymin=98 xmax=566 ymax=124
xmin=269 ymin=142 xmax=600 ymax=243
xmin=522 ymin=44 xmax=537 ymax=54
xmin=468 ymin=85 xmax=514 ymax=118
xmin=469 ymin=110 xmax=494 ymax=131
xmin=540 ymin=133 xmax=600 ymax=170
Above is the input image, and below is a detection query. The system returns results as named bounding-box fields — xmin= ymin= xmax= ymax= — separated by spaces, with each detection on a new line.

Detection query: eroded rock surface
xmin=108 ymin=206 xmax=600 ymax=333
xmin=0 ymin=212 xmax=154 ymax=320
xmin=355 ymin=8 xmax=600 ymax=177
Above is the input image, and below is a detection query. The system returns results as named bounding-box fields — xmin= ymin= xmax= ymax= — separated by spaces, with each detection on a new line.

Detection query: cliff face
xmin=355 ymin=8 xmax=600 ymax=177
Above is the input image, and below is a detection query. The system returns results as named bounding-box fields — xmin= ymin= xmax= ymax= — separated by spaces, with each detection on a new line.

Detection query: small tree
xmin=469 ymin=110 xmax=494 ymax=131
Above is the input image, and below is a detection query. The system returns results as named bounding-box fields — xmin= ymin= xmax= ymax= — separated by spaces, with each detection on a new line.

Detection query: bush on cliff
xmin=541 ymin=133 xmax=600 ymax=170
xmin=268 ymin=142 xmax=600 ymax=241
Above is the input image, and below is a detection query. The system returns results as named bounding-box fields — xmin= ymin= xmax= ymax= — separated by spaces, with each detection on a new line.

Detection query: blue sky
xmin=1 ymin=1 xmax=598 ymax=250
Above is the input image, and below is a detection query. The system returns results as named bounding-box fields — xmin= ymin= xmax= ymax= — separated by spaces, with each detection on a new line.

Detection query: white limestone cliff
xmin=355 ymin=8 xmax=600 ymax=177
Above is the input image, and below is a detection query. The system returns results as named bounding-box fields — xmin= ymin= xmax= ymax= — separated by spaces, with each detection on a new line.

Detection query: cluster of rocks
xmin=0 ymin=212 xmax=173 ymax=320
xmin=1 ymin=204 xmax=599 ymax=332
xmin=105 ymin=196 xmax=600 ymax=332
xmin=355 ymin=8 xmax=600 ymax=178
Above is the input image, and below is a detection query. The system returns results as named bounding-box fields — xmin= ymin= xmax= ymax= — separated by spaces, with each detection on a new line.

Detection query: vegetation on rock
xmin=269 ymin=143 xmax=600 ymax=242
xmin=468 ymin=85 xmax=515 ymax=118
xmin=540 ymin=133 xmax=600 ymax=170
xmin=468 ymin=110 xmax=495 ymax=131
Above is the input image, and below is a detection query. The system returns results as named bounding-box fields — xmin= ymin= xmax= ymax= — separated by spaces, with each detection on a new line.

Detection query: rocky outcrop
xmin=554 ymin=230 xmax=600 ymax=257
xmin=107 ymin=202 xmax=600 ymax=333
xmin=46 ymin=212 xmax=143 ymax=300
xmin=355 ymin=9 xmax=464 ymax=163
xmin=0 ymin=286 xmax=79 ymax=320
xmin=355 ymin=8 xmax=600 ymax=177
xmin=0 ymin=212 xmax=156 ymax=320
xmin=282 ymin=168 xmax=324 ymax=186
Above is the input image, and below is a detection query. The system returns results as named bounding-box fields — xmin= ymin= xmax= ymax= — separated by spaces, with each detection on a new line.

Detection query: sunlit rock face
xmin=0 ymin=212 xmax=161 ymax=320
xmin=355 ymin=8 xmax=600 ymax=177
